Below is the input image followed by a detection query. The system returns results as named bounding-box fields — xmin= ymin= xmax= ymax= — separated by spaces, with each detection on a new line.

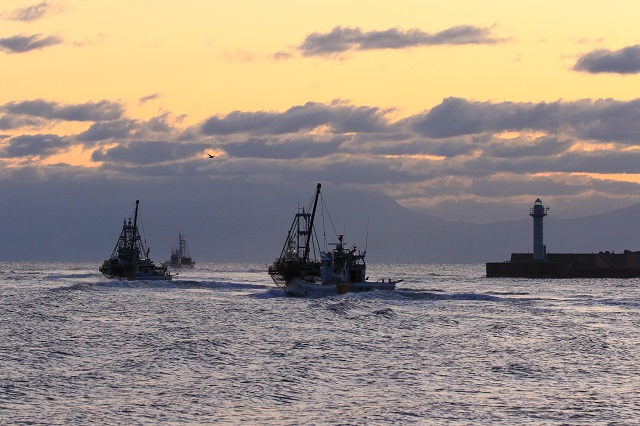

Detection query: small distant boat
xmin=268 ymin=183 xmax=401 ymax=297
xmin=99 ymin=200 xmax=171 ymax=281
xmin=168 ymin=234 xmax=195 ymax=268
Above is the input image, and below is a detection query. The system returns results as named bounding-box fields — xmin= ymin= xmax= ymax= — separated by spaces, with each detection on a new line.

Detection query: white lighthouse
xmin=529 ymin=198 xmax=549 ymax=260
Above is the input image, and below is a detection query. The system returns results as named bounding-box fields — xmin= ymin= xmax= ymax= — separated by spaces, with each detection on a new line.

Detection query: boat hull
xmin=99 ymin=260 xmax=172 ymax=281
xmin=284 ymin=277 xmax=396 ymax=297
xmin=129 ymin=273 xmax=172 ymax=281
xmin=167 ymin=261 xmax=195 ymax=268
xmin=99 ymin=271 xmax=172 ymax=281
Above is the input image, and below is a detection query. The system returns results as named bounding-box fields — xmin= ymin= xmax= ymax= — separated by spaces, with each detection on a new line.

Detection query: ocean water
xmin=1 ymin=262 xmax=639 ymax=425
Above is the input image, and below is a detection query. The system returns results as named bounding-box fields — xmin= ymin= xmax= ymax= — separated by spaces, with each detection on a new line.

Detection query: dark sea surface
xmin=1 ymin=262 xmax=639 ymax=425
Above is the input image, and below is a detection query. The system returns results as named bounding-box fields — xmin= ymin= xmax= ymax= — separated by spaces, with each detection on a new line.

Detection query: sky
xmin=2 ymin=1 xmax=640 ymax=261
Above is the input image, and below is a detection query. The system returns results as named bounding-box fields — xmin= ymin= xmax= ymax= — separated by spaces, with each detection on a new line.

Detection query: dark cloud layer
xmin=409 ymin=97 xmax=563 ymax=138
xmin=299 ymin=25 xmax=501 ymax=56
xmin=484 ymin=136 xmax=573 ymax=159
xmin=4 ymin=96 xmax=640 ymax=225
xmin=0 ymin=34 xmax=62 ymax=53
xmin=92 ymin=141 xmax=210 ymax=165
xmin=2 ymin=100 xmax=124 ymax=122
xmin=574 ymin=45 xmax=640 ymax=74
xmin=77 ymin=119 xmax=138 ymax=142
xmin=223 ymin=136 xmax=346 ymax=159
xmin=201 ymin=102 xmax=391 ymax=135
xmin=0 ymin=114 xmax=44 ymax=130
xmin=408 ymin=97 xmax=640 ymax=143
xmin=0 ymin=134 xmax=68 ymax=158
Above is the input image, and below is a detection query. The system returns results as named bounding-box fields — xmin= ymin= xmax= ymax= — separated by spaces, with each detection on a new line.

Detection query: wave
xmin=321 ymin=298 xmax=397 ymax=319
xmin=45 ymin=273 xmax=98 ymax=280
xmin=250 ymin=288 xmax=288 ymax=299
xmin=49 ymin=282 xmax=97 ymax=292
xmin=486 ymin=291 xmax=531 ymax=296
xmin=391 ymin=290 xmax=503 ymax=302
xmin=51 ymin=279 xmax=273 ymax=293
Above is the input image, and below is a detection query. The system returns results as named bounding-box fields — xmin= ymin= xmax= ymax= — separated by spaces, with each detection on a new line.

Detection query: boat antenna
xmin=364 ymin=214 xmax=369 ymax=254
xmin=137 ymin=203 xmax=149 ymax=255
xmin=303 ymin=183 xmax=321 ymax=261
xmin=319 ymin=191 xmax=339 ymax=239
xmin=321 ymin=199 xmax=327 ymax=252
xmin=129 ymin=200 xmax=140 ymax=278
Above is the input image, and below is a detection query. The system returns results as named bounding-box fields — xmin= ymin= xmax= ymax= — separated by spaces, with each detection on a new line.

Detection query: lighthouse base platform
xmin=486 ymin=250 xmax=640 ymax=278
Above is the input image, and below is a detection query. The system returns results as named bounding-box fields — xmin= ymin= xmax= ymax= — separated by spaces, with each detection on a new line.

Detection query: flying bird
xmin=206 ymin=153 xmax=217 ymax=158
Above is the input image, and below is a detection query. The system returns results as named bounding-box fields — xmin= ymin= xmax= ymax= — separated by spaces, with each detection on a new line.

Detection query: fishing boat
xmin=99 ymin=200 xmax=172 ymax=281
xmin=167 ymin=234 xmax=195 ymax=268
xmin=268 ymin=183 xmax=401 ymax=297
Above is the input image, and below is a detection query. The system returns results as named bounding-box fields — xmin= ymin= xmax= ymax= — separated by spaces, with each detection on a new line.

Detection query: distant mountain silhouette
xmin=305 ymin=188 xmax=640 ymax=264
xmin=2 ymin=178 xmax=640 ymax=263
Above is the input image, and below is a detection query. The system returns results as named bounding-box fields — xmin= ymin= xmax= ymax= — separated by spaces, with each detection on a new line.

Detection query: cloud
xmin=201 ymin=102 xmax=392 ymax=135
xmin=91 ymin=140 xmax=210 ymax=166
xmin=0 ymin=134 xmax=69 ymax=158
xmin=0 ymin=114 xmax=45 ymax=130
xmin=76 ymin=119 xmax=138 ymax=142
xmin=273 ymin=50 xmax=293 ymax=60
xmin=7 ymin=1 xmax=63 ymax=22
xmin=139 ymin=93 xmax=161 ymax=104
xmin=1 ymin=99 xmax=124 ymax=121
xmin=0 ymin=34 xmax=62 ymax=53
xmin=453 ymin=149 xmax=640 ymax=178
xmin=482 ymin=136 xmax=573 ymax=159
xmin=74 ymin=113 xmax=185 ymax=143
xmin=574 ymin=45 xmax=640 ymax=74
xmin=408 ymin=97 xmax=640 ymax=143
xmin=421 ymin=173 xmax=640 ymax=218
xmin=578 ymin=99 xmax=640 ymax=142
xmin=299 ymin=25 xmax=502 ymax=56
xmin=556 ymin=150 xmax=640 ymax=174
xmin=143 ymin=113 xmax=173 ymax=133
xmin=222 ymin=136 xmax=346 ymax=159
xmin=316 ymin=155 xmax=420 ymax=186
xmin=407 ymin=97 xmax=562 ymax=138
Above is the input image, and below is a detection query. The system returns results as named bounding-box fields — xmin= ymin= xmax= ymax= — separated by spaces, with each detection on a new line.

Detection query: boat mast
xmin=303 ymin=183 xmax=321 ymax=262
xmin=129 ymin=200 xmax=140 ymax=275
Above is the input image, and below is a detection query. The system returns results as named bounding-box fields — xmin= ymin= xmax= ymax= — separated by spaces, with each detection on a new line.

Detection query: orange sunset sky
xmin=2 ymin=0 xmax=640 ymax=228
